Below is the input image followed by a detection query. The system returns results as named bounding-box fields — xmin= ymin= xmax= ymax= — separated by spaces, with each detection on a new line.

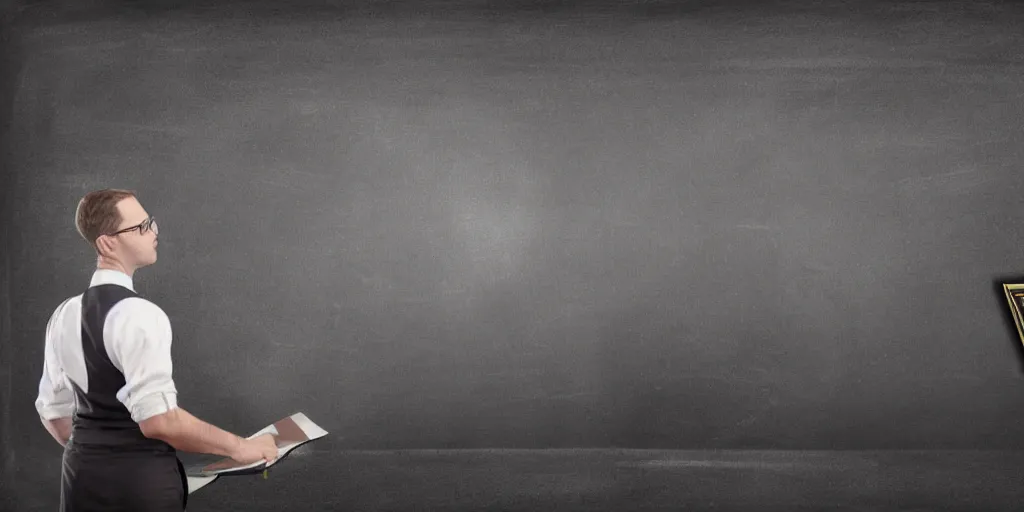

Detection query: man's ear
xmin=94 ymin=235 xmax=114 ymax=256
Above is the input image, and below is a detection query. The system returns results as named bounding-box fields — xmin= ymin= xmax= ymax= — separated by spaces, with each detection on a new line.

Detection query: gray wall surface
xmin=4 ymin=0 xmax=1024 ymax=508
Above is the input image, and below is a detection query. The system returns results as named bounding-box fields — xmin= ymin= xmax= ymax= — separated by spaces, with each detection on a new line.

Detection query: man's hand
xmin=40 ymin=416 xmax=72 ymax=447
xmin=229 ymin=433 xmax=279 ymax=466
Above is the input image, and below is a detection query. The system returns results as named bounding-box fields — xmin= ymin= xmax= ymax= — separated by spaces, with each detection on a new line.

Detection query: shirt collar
xmin=90 ymin=269 xmax=135 ymax=292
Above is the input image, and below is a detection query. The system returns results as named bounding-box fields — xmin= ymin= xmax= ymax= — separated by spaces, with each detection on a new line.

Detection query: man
xmin=34 ymin=189 xmax=279 ymax=511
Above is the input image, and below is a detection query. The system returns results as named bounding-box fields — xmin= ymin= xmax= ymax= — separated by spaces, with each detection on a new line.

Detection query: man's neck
xmin=96 ymin=259 xmax=134 ymax=277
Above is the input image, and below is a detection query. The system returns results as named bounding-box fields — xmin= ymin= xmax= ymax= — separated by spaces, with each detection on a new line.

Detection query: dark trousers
xmin=60 ymin=442 xmax=188 ymax=511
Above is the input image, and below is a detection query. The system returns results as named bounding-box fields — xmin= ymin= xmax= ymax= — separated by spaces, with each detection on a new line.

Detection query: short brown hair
xmin=75 ymin=189 xmax=136 ymax=249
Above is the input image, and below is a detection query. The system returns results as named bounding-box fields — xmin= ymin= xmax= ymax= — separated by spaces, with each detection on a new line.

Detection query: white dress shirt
xmin=35 ymin=269 xmax=179 ymax=423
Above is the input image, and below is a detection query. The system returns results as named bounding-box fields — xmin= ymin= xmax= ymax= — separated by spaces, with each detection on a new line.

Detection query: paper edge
xmin=290 ymin=412 xmax=329 ymax=440
xmin=187 ymin=474 xmax=219 ymax=494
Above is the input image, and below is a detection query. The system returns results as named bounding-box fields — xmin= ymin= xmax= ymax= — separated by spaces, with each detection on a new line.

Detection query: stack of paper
xmin=185 ymin=412 xmax=328 ymax=494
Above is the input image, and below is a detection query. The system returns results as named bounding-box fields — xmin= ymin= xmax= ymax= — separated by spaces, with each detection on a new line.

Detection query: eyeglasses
xmin=108 ymin=216 xmax=158 ymax=237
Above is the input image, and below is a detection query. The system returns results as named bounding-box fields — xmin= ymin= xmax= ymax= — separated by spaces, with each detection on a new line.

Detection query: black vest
xmin=69 ymin=283 xmax=173 ymax=452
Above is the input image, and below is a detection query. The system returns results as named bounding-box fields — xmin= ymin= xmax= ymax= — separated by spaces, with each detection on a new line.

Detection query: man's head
xmin=75 ymin=189 xmax=159 ymax=275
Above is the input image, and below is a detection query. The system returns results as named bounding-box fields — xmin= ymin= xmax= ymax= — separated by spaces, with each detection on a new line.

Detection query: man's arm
xmin=110 ymin=299 xmax=247 ymax=458
xmin=35 ymin=299 xmax=76 ymax=447
xmin=139 ymin=407 xmax=243 ymax=456
xmin=39 ymin=416 xmax=72 ymax=446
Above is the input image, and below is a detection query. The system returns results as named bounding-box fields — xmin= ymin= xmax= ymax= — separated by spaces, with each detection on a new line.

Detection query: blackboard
xmin=5 ymin=0 xmax=1024 ymax=509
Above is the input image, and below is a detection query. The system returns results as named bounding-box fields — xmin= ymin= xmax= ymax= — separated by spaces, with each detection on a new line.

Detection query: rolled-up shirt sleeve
xmin=106 ymin=299 xmax=179 ymax=423
xmin=35 ymin=301 xmax=76 ymax=420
